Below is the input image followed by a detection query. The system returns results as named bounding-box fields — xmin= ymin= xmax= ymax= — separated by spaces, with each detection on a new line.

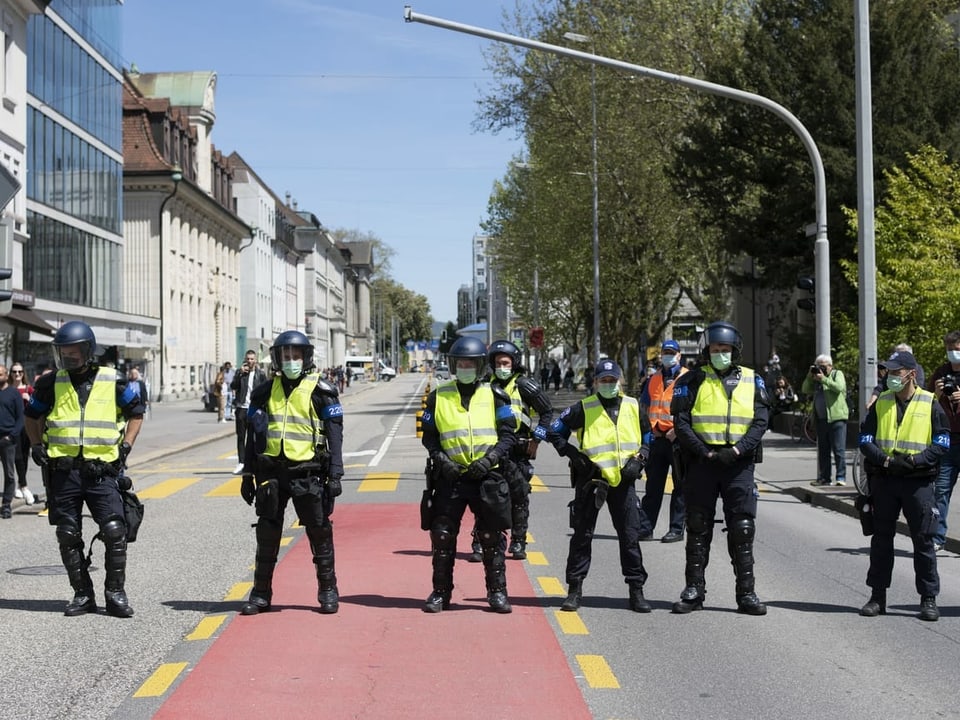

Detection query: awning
xmin=6 ymin=307 xmax=56 ymax=336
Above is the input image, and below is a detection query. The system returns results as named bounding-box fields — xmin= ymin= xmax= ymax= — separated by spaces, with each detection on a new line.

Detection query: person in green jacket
xmin=802 ymin=354 xmax=850 ymax=486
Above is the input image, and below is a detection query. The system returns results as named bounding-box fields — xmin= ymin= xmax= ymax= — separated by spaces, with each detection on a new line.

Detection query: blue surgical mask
xmin=597 ymin=382 xmax=618 ymax=398
xmin=710 ymin=352 xmax=732 ymax=371
xmin=661 ymin=353 xmax=678 ymax=368
xmin=948 ymin=350 xmax=960 ymax=364
xmin=456 ymin=369 xmax=477 ymax=385
xmin=887 ymin=374 xmax=905 ymax=392
xmin=495 ymin=368 xmax=513 ymax=381
xmin=281 ymin=360 xmax=303 ymax=379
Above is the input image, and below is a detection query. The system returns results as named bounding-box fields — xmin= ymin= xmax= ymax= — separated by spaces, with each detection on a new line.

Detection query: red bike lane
xmin=153 ymin=503 xmax=591 ymax=719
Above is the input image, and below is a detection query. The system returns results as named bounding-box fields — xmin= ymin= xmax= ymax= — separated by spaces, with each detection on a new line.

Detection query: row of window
xmin=27 ymin=107 xmax=122 ymax=234
xmin=25 ymin=209 xmax=121 ymax=310
xmin=27 ymin=12 xmax=122 ymax=150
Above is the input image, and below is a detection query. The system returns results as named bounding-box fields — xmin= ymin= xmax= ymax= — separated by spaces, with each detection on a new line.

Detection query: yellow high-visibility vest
xmin=577 ymin=394 xmax=642 ymax=487
xmin=264 ymin=373 xmax=326 ymax=462
xmin=691 ymin=366 xmax=756 ymax=445
xmin=47 ymin=367 xmax=120 ymax=461
xmin=875 ymin=389 xmax=934 ymax=456
xmin=435 ymin=382 xmax=497 ymax=466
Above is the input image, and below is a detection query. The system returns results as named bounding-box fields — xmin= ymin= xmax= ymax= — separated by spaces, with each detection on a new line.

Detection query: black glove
xmin=119 ymin=441 xmax=132 ymax=464
xmin=117 ymin=473 xmax=132 ymax=492
xmin=593 ymin=479 xmax=609 ymax=509
xmin=621 ymin=455 xmax=645 ymax=483
xmin=717 ymin=448 xmax=739 ymax=466
xmin=240 ymin=474 xmax=256 ymax=505
xmin=462 ymin=454 xmax=494 ymax=481
xmin=31 ymin=443 xmax=48 ymax=467
xmin=570 ymin=452 xmax=596 ymax=478
xmin=431 ymin=452 xmax=461 ymax=483
xmin=326 ymin=475 xmax=343 ymax=498
xmin=890 ymin=455 xmax=914 ymax=473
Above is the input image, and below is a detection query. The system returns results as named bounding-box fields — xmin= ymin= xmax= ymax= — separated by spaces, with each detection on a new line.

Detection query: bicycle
xmin=788 ymin=397 xmax=816 ymax=444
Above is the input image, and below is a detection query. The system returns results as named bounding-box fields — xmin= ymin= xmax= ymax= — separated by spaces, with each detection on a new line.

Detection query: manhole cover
xmin=9 ymin=565 xmax=71 ymax=576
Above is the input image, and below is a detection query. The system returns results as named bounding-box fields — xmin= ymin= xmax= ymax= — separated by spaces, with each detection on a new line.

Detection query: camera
xmin=943 ymin=373 xmax=960 ymax=396
xmin=810 ymin=365 xmax=826 ymax=376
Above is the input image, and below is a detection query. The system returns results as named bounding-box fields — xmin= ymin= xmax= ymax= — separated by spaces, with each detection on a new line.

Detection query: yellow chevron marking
xmin=206 ymin=477 xmax=242 ymax=497
xmin=525 ymin=551 xmax=548 ymax=566
xmin=280 ymin=536 xmax=293 ymax=547
xmin=530 ymin=475 xmax=549 ymax=492
xmin=137 ymin=477 xmax=200 ymax=499
xmin=576 ymin=654 xmax=620 ymax=688
xmin=538 ymin=577 xmax=566 ymax=596
xmin=133 ymin=662 xmax=188 ymax=698
xmin=186 ymin=615 xmax=227 ymax=641
xmin=224 ymin=582 xmax=252 ymax=601
xmin=359 ymin=472 xmax=400 ymax=492
xmin=555 ymin=610 xmax=589 ymax=635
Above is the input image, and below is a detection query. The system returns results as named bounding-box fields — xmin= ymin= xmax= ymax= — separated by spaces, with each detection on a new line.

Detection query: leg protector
xmin=306 ymin=523 xmax=338 ymax=614
xmin=242 ymin=518 xmax=284 ymax=615
xmin=57 ymin=520 xmax=96 ymax=616
xmin=100 ymin=517 xmax=134 ymax=618
xmin=683 ymin=507 xmax=713 ymax=593
xmin=479 ymin=529 xmax=507 ymax=593
xmin=429 ymin=517 xmax=457 ymax=593
xmin=727 ymin=515 xmax=766 ymax=616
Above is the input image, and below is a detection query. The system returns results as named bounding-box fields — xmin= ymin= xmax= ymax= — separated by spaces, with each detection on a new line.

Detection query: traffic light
xmin=796 ymin=276 xmax=815 ymax=312
xmin=529 ymin=327 xmax=544 ymax=348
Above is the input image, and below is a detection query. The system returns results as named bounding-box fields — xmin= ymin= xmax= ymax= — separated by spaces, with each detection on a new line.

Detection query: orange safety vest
xmin=647 ymin=367 xmax=688 ymax=433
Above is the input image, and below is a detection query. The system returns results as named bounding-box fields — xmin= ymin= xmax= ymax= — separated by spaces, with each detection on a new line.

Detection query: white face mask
xmin=887 ymin=374 xmax=908 ymax=392
xmin=456 ymin=368 xmax=477 ymax=384
xmin=710 ymin=352 xmax=732 ymax=371
xmin=597 ymin=382 xmax=618 ymax=398
xmin=495 ymin=368 xmax=513 ymax=381
xmin=281 ymin=360 xmax=303 ymax=379
xmin=661 ymin=353 xmax=679 ymax=368
xmin=947 ymin=350 xmax=960 ymax=364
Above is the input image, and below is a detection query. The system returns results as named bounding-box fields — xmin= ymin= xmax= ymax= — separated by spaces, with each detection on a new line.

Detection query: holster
xmin=478 ymin=471 xmax=512 ymax=531
xmin=122 ymin=490 xmax=145 ymax=542
xmin=854 ymin=494 xmax=874 ymax=536
xmin=421 ymin=458 xmax=437 ymax=531
xmin=255 ymin=478 xmax=280 ymax=518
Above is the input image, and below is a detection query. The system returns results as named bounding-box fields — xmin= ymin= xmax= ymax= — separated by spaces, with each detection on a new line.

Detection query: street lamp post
xmin=157 ymin=166 xmax=182 ymax=402
xmin=564 ymin=31 xmax=601 ymax=365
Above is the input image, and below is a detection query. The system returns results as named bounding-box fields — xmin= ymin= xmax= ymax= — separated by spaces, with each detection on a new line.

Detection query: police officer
xmin=670 ymin=321 xmax=769 ymax=616
xmin=487 ymin=339 xmax=553 ymax=559
xmin=420 ymin=336 xmax=518 ymax=613
xmin=638 ymin=339 xmax=688 ymax=543
xmin=550 ymin=359 xmax=651 ymax=613
xmin=859 ymin=349 xmax=948 ymax=621
xmin=238 ymin=330 xmax=345 ymax=615
xmin=25 ymin=321 xmax=145 ymax=617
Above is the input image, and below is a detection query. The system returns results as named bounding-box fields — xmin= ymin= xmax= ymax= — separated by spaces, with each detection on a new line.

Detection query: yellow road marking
xmin=280 ymin=536 xmax=293 ymax=547
xmin=206 ymin=477 xmax=241 ymax=497
xmin=225 ymin=582 xmax=252 ymax=601
xmin=216 ymin=450 xmax=236 ymax=460
xmin=538 ymin=577 xmax=566 ymax=596
xmin=531 ymin=475 xmax=548 ymax=492
xmin=525 ymin=551 xmax=548 ymax=565
xmin=526 ymin=531 xmax=534 ymax=543
xmin=137 ymin=477 xmax=200 ymax=499
xmin=555 ymin=610 xmax=589 ymax=635
xmin=133 ymin=662 xmax=188 ymax=698
xmin=345 ymin=463 xmax=367 ymax=469
xmin=359 ymin=472 xmax=399 ymax=492
xmin=576 ymin=654 xmax=620 ymax=688
xmin=291 ymin=518 xmax=302 ymax=529
xmin=186 ymin=615 xmax=227 ymax=641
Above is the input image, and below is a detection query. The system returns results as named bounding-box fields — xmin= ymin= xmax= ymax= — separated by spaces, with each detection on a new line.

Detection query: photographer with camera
xmin=802 ymin=354 xmax=850 ymax=486
xmin=927 ymin=330 xmax=960 ymax=551
xmin=230 ymin=350 xmax=267 ymax=475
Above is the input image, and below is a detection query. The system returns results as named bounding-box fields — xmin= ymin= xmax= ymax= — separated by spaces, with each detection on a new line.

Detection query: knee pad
xmin=430 ymin=518 xmax=456 ymax=551
xmin=305 ymin=523 xmax=333 ymax=544
xmin=686 ymin=507 xmax=713 ymax=534
xmin=99 ymin=517 xmax=126 ymax=543
xmin=477 ymin=530 xmax=503 ymax=548
xmin=728 ymin=515 xmax=755 ymax=543
xmin=256 ymin=517 xmax=284 ymax=545
xmin=56 ymin=521 xmax=82 ymax=549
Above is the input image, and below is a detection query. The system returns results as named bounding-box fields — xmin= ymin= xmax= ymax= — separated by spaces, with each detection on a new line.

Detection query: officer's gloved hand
xmin=240 ymin=474 xmax=256 ymax=505
xmin=717 ymin=448 xmax=739 ymax=466
xmin=431 ymin=452 xmax=461 ymax=483
xmin=621 ymin=454 xmax=645 ymax=483
xmin=118 ymin=441 xmax=132 ymax=464
xmin=890 ymin=454 xmax=914 ymax=474
xmin=326 ymin=474 xmax=343 ymax=498
xmin=570 ymin=452 xmax=596 ymax=478
xmin=30 ymin=443 xmax=48 ymax=467
xmin=117 ymin=473 xmax=132 ymax=492
xmin=462 ymin=454 xmax=495 ymax=481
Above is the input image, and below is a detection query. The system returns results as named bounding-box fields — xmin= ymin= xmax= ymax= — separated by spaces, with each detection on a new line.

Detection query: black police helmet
xmin=448 ymin=336 xmax=488 ymax=383
xmin=269 ymin=330 xmax=314 ymax=371
xmin=701 ymin=321 xmax=743 ymax=362
xmin=488 ymin=339 xmax=521 ymax=373
xmin=52 ymin=321 xmax=97 ymax=372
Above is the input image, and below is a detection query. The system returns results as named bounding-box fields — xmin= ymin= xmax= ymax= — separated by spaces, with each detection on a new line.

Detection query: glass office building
xmin=25 ymin=0 xmax=122 ymax=310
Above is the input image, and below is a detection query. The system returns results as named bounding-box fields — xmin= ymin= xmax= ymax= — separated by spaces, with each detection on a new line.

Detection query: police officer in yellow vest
xmin=421 ymin=336 xmax=518 ymax=613
xmin=550 ymin=359 xmax=652 ymax=613
xmin=858 ymin=349 xmax=949 ymax=622
xmin=638 ymin=339 xmax=688 ymax=543
xmin=670 ymin=322 xmax=769 ymax=615
xmin=238 ymin=330 xmax=345 ymax=615
xmin=25 ymin=321 xmax=145 ymax=617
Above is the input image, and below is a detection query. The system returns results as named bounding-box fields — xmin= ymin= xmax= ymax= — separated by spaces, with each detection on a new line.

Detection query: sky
xmin=121 ymin=1 xmax=526 ymax=326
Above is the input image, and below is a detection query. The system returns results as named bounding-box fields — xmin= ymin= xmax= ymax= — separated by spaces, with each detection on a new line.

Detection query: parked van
xmin=344 ymin=356 xmax=397 ymax=382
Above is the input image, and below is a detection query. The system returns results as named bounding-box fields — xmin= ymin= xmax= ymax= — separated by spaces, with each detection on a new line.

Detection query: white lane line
xmin=369 ymin=378 xmax=430 ymax=467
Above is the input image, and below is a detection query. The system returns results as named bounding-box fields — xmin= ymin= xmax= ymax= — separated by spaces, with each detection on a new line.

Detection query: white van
xmin=344 ymin=356 xmax=396 ymax=382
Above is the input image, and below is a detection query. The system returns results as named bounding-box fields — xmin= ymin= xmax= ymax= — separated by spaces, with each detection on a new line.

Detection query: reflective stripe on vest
xmin=875 ymin=389 xmax=934 ymax=455
xmin=264 ymin=373 xmax=326 ymax=462
xmin=435 ymin=382 xmax=497 ymax=466
xmin=47 ymin=367 xmax=120 ymax=461
xmin=502 ymin=375 xmax=533 ymax=432
xmin=576 ymin=394 xmax=641 ymax=487
xmin=691 ymin=366 xmax=755 ymax=445
xmin=648 ymin=367 xmax=688 ymax=431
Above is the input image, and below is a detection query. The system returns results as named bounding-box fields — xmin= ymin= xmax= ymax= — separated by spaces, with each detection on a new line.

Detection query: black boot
xmin=242 ymin=519 xmax=281 ymax=615
xmin=860 ymin=589 xmax=886 ymax=617
xmin=102 ymin=521 xmax=134 ymax=618
xmin=508 ymin=535 xmax=527 ymax=560
xmin=920 ymin=595 xmax=939 ymax=622
xmin=61 ymin=541 xmax=96 ymax=616
xmin=488 ymin=589 xmax=512 ymax=613
xmin=423 ymin=589 xmax=451 ymax=613
xmin=561 ymin=579 xmax=583 ymax=612
xmin=673 ymin=521 xmax=710 ymax=614
xmin=729 ymin=517 xmax=765 ymax=616
xmin=481 ymin=531 xmax=511 ymax=613
xmin=628 ymin=583 xmax=651 ymax=613
xmin=672 ymin=585 xmax=704 ymax=614
xmin=307 ymin=523 xmax=339 ymax=614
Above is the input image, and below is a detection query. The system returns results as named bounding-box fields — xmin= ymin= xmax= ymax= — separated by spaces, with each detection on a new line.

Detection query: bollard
xmin=416 ymin=408 xmax=424 ymax=438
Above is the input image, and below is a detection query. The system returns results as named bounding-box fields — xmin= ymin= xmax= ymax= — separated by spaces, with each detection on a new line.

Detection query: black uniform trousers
xmin=867 ymin=473 xmax=939 ymax=597
xmin=565 ymin=479 xmax=647 ymax=587
xmin=638 ymin=435 xmax=685 ymax=536
xmin=682 ymin=456 xmax=758 ymax=521
xmin=49 ymin=467 xmax=124 ymax=529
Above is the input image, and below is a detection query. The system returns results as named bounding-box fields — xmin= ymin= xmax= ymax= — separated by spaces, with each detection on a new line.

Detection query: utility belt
xmin=256 ymin=453 xmax=328 ymax=480
xmin=50 ymin=455 xmax=121 ymax=480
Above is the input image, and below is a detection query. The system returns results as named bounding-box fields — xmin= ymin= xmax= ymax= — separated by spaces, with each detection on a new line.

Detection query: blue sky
xmin=121 ymin=1 xmax=525 ymax=326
